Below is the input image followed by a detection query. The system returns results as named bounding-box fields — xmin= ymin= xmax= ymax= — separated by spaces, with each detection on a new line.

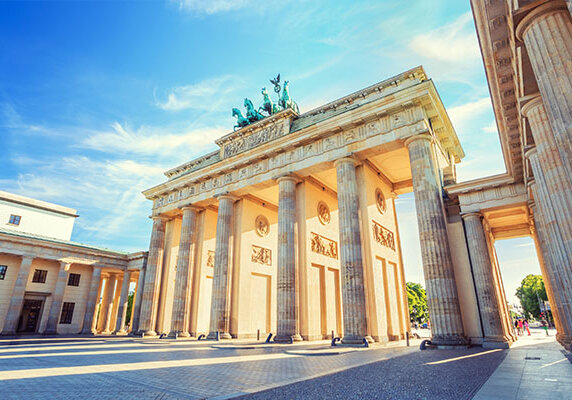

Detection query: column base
xmin=101 ymin=330 xmax=113 ymax=335
xmin=43 ymin=329 xmax=57 ymax=336
xmin=274 ymin=334 xmax=303 ymax=343
xmin=207 ymin=331 xmax=232 ymax=340
xmin=430 ymin=334 xmax=469 ymax=348
xmin=114 ymin=330 xmax=129 ymax=336
xmin=341 ymin=335 xmax=374 ymax=344
xmin=80 ymin=330 xmax=97 ymax=335
xmin=142 ymin=330 xmax=157 ymax=337
xmin=482 ymin=338 xmax=510 ymax=349
xmin=168 ymin=331 xmax=191 ymax=338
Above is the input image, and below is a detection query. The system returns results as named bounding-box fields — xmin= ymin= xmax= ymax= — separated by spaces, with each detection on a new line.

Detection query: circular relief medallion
xmin=375 ymin=188 xmax=386 ymax=214
xmin=317 ymin=201 xmax=331 ymax=225
xmin=255 ymin=215 xmax=269 ymax=237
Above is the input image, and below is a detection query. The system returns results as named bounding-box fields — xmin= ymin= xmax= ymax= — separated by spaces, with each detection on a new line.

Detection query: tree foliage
xmin=125 ymin=290 xmax=135 ymax=324
xmin=515 ymin=274 xmax=547 ymax=319
xmin=406 ymin=282 xmax=428 ymax=323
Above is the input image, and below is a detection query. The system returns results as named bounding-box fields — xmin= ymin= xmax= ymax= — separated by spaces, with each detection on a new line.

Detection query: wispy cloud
xmin=448 ymin=97 xmax=492 ymax=133
xmin=172 ymin=0 xmax=251 ymax=14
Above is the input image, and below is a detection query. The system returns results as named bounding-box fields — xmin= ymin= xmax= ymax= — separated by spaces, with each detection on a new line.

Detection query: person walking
xmin=541 ymin=319 xmax=549 ymax=336
xmin=524 ymin=319 xmax=531 ymax=336
xmin=514 ymin=319 xmax=519 ymax=336
xmin=517 ymin=319 xmax=524 ymax=336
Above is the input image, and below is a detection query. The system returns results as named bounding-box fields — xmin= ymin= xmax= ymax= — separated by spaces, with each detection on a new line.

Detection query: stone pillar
xmin=275 ymin=176 xmax=302 ymax=343
xmin=115 ymin=270 xmax=131 ymax=334
xmin=130 ymin=267 xmax=146 ymax=333
xmin=101 ymin=275 xmax=117 ymax=334
xmin=44 ymin=262 xmax=71 ymax=335
xmin=81 ymin=266 xmax=102 ymax=334
xmin=170 ymin=206 xmax=199 ymax=338
xmin=522 ymin=96 xmax=572 ymax=262
xmin=516 ymin=3 xmax=572 ymax=181
xmin=462 ymin=213 xmax=508 ymax=348
xmin=529 ymin=200 xmax=564 ymax=335
xmin=405 ymin=134 xmax=466 ymax=346
xmin=334 ymin=157 xmax=372 ymax=344
xmin=138 ymin=216 xmax=168 ymax=336
xmin=1 ymin=256 xmax=34 ymax=335
xmin=208 ymin=194 xmax=237 ymax=339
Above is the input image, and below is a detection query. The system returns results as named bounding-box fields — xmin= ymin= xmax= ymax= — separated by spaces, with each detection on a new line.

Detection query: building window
xmin=8 ymin=215 xmax=21 ymax=225
xmin=32 ymin=269 xmax=48 ymax=283
xmin=0 ymin=265 xmax=7 ymax=280
xmin=59 ymin=302 xmax=75 ymax=324
xmin=68 ymin=273 xmax=81 ymax=287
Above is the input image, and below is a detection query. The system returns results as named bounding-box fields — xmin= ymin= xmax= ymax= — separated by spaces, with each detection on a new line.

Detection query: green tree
xmin=515 ymin=274 xmax=547 ymax=319
xmin=125 ymin=290 xmax=135 ymax=325
xmin=406 ymin=282 xmax=428 ymax=323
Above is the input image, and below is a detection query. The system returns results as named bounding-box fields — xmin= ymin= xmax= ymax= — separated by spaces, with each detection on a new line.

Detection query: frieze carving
xmin=372 ymin=221 xmax=395 ymax=251
xmin=251 ymin=245 xmax=272 ymax=265
xmin=255 ymin=215 xmax=270 ymax=237
xmin=310 ymin=232 xmax=338 ymax=259
xmin=223 ymin=123 xmax=286 ymax=158
xmin=206 ymin=250 xmax=215 ymax=268
xmin=317 ymin=202 xmax=330 ymax=225
xmin=165 ymin=150 xmax=221 ymax=180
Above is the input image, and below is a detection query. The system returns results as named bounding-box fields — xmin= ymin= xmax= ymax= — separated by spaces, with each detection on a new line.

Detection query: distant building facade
xmin=0 ymin=191 xmax=147 ymax=335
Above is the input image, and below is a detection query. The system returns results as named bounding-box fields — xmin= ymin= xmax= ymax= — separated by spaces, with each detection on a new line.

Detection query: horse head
xmin=232 ymin=108 xmax=240 ymax=117
xmin=261 ymin=87 xmax=268 ymax=96
xmin=244 ymin=98 xmax=254 ymax=110
xmin=283 ymin=80 xmax=289 ymax=91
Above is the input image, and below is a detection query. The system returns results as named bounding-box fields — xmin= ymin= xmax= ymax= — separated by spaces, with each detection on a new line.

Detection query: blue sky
xmin=0 ymin=0 xmax=540 ymax=302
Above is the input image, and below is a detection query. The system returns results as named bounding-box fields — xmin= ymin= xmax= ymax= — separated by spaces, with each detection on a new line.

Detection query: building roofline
xmin=0 ymin=191 xmax=79 ymax=217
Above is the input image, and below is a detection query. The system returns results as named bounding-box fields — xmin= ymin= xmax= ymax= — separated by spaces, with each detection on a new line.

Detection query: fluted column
xmin=44 ymin=262 xmax=71 ymax=335
xmin=334 ymin=157 xmax=372 ymax=344
xmin=275 ymin=176 xmax=302 ymax=343
xmin=81 ymin=266 xmax=102 ymax=334
xmin=522 ymin=96 xmax=572 ymax=261
xmin=115 ymin=270 xmax=131 ymax=334
xmin=529 ymin=199 xmax=564 ymax=335
xmin=517 ymin=3 xmax=572 ymax=180
xmin=101 ymin=275 xmax=117 ymax=334
xmin=138 ymin=216 xmax=168 ymax=336
xmin=1 ymin=256 xmax=34 ymax=335
xmin=170 ymin=206 xmax=199 ymax=338
xmin=527 ymin=152 xmax=572 ymax=348
xmin=208 ymin=194 xmax=237 ymax=339
xmin=405 ymin=134 xmax=466 ymax=346
xmin=462 ymin=213 xmax=508 ymax=348
xmin=130 ymin=267 xmax=146 ymax=333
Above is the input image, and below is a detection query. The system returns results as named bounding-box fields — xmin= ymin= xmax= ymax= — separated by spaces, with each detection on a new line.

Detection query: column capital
xmin=403 ymin=133 xmax=432 ymax=149
xmin=150 ymin=214 xmax=169 ymax=222
xmin=524 ymin=146 xmax=538 ymax=160
xmin=276 ymin=174 xmax=301 ymax=185
xmin=58 ymin=261 xmax=72 ymax=271
xmin=214 ymin=192 xmax=240 ymax=202
xmin=515 ymin=1 xmax=568 ymax=41
xmin=181 ymin=204 xmax=203 ymax=212
xmin=520 ymin=93 xmax=543 ymax=118
xmin=461 ymin=212 xmax=483 ymax=221
xmin=333 ymin=155 xmax=360 ymax=168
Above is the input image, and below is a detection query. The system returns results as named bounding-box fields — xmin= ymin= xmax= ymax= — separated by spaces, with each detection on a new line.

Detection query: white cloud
xmin=447 ymin=97 xmax=492 ymax=134
xmin=483 ymin=121 xmax=498 ymax=134
xmin=173 ymin=0 xmax=251 ymax=14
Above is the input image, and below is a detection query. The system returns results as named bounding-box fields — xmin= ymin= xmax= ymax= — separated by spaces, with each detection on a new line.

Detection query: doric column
xmin=130 ymin=266 xmax=146 ymax=333
xmin=138 ymin=216 xmax=168 ymax=336
xmin=170 ymin=206 xmax=199 ymax=338
xmin=529 ymin=199 xmax=564 ymax=336
xmin=44 ymin=262 xmax=71 ymax=335
xmin=81 ymin=266 xmax=102 ymax=334
xmin=115 ymin=270 xmax=131 ymax=334
xmin=208 ymin=194 xmax=237 ymax=339
xmin=334 ymin=157 xmax=372 ymax=344
xmin=275 ymin=176 xmax=302 ymax=343
xmin=1 ymin=256 xmax=34 ymax=335
xmin=101 ymin=275 xmax=117 ymax=334
xmin=405 ymin=134 xmax=466 ymax=346
xmin=462 ymin=213 xmax=508 ymax=348
xmin=522 ymin=96 xmax=572 ymax=260
xmin=516 ymin=2 xmax=572 ymax=180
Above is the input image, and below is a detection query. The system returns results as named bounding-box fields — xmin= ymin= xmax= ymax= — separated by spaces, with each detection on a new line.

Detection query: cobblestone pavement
xmin=0 ymin=335 xmax=511 ymax=399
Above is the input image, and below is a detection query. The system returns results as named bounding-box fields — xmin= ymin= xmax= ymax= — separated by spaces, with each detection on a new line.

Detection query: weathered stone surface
xmin=81 ymin=266 xmax=102 ymax=334
xmin=44 ymin=262 xmax=71 ymax=334
xmin=115 ymin=270 xmax=131 ymax=334
xmin=1 ymin=256 xmax=34 ymax=335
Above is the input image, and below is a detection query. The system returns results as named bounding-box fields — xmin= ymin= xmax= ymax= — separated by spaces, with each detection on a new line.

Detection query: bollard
xmin=362 ymin=338 xmax=369 ymax=348
xmin=406 ymin=331 xmax=410 ymax=347
xmin=215 ymin=331 xmax=220 ymax=341
xmin=197 ymin=334 xmax=206 ymax=341
xmin=331 ymin=337 xmax=341 ymax=346
xmin=159 ymin=333 xmax=166 ymax=339
xmin=420 ymin=339 xmax=432 ymax=350
xmin=257 ymin=329 xmax=260 ymax=341
xmin=265 ymin=333 xmax=273 ymax=343
xmin=289 ymin=336 xmax=294 ymax=344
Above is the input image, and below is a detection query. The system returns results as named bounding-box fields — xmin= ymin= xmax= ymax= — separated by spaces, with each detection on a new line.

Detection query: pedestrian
xmin=524 ymin=319 xmax=531 ymax=336
xmin=541 ymin=319 xmax=549 ymax=336
xmin=518 ymin=319 xmax=523 ymax=336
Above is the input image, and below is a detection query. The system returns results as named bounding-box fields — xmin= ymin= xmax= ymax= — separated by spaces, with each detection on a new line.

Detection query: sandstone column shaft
xmin=275 ymin=176 xmax=302 ymax=343
xmin=101 ymin=275 xmax=117 ymax=334
xmin=81 ymin=266 xmax=102 ymax=334
xmin=462 ymin=213 xmax=507 ymax=347
xmin=115 ymin=270 xmax=131 ymax=334
xmin=138 ymin=216 xmax=167 ymax=336
xmin=518 ymin=4 xmax=572 ymax=181
xmin=170 ymin=206 xmax=199 ymax=337
xmin=522 ymin=96 xmax=572 ymax=260
xmin=44 ymin=262 xmax=71 ymax=334
xmin=131 ymin=267 xmax=146 ymax=333
xmin=1 ymin=256 xmax=34 ymax=335
xmin=334 ymin=158 xmax=371 ymax=344
xmin=208 ymin=195 xmax=236 ymax=339
xmin=405 ymin=134 xmax=466 ymax=345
